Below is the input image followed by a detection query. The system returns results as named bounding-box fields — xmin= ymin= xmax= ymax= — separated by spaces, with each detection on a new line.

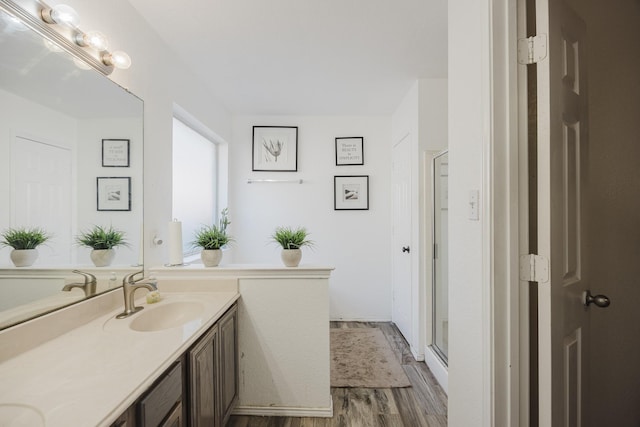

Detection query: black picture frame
xmin=102 ymin=139 xmax=130 ymax=167
xmin=97 ymin=177 xmax=131 ymax=211
xmin=334 ymin=175 xmax=369 ymax=210
xmin=335 ymin=137 xmax=364 ymax=166
xmin=252 ymin=126 xmax=298 ymax=172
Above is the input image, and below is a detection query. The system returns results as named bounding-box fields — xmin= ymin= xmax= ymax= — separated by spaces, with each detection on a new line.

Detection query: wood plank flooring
xmin=228 ymin=322 xmax=448 ymax=427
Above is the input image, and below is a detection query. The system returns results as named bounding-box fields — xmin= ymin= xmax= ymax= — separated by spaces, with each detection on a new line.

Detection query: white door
xmin=12 ymin=136 xmax=72 ymax=265
xmin=535 ymin=1 xmax=590 ymax=425
xmin=391 ymin=134 xmax=412 ymax=340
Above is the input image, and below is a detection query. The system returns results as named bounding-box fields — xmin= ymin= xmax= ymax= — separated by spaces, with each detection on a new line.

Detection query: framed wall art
xmin=252 ymin=126 xmax=298 ymax=172
xmin=102 ymin=139 xmax=130 ymax=167
xmin=334 ymin=175 xmax=369 ymax=210
xmin=335 ymin=137 xmax=364 ymax=166
xmin=97 ymin=177 xmax=131 ymax=211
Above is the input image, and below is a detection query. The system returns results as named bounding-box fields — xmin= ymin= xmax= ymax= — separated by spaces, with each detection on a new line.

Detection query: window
xmin=172 ymin=117 xmax=218 ymax=257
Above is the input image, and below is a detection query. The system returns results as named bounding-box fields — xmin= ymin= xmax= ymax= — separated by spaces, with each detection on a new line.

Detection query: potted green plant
xmin=76 ymin=225 xmax=127 ymax=267
xmin=271 ymin=226 xmax=313 ymax=267
xmin=191 ymin=208 xmax=232 ymax=267
xmin=0 ymin=227 xmax=51 ymax=267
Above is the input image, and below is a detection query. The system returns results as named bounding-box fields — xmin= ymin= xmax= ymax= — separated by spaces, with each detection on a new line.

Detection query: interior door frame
xmin=488 ymin=0 xmax=528 ymax=426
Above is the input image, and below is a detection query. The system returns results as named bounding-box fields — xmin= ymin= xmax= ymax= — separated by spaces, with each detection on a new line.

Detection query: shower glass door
xmin=432 ymin=150 xmax=449 ymax=363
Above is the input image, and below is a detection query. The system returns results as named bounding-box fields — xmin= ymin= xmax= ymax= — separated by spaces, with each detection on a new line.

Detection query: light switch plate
xmin=469 ymin=190 xmax=479 ymax=221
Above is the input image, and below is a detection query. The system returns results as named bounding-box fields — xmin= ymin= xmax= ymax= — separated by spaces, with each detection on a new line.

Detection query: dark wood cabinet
xmin=139 ymin=361 xmax=184 ymax=427
xmin=188 ymin=303 xmax=238 ymax=427
xmin=218 ymin=304 xmax=238 ymax=427
xmin=110 ymin=302 xmax=237 ymax=427
xmin=188 ymin=322 xmax=219 ymax=426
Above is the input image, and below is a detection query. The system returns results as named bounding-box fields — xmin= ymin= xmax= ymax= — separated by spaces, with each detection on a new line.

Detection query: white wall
xmin=228 ymin=115 xmax=392 ymax=321
xmin=448 ymin=0 xmax=491 ymax=426
xmin=56 ymin=0 xmax=232 ymax=269
xmin=76 ymin=118 xmax=144 ymax=266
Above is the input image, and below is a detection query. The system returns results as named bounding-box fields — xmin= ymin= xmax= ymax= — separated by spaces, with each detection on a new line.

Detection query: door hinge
xmin=519 ymin=254 xmax=549 ymax=283
xmin=517 ymin=34 xmax=548 ymax=65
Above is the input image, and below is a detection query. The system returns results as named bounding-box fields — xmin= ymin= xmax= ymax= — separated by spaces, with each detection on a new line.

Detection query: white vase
xmin=90 ymin=249 xmax=115 ymax=267
xmin=281 ymin=248 xmax=302 ymax=267
xmin=10 ymin=249 xmax=38 ymax=267
xmin=201 ymin=249 xmax=222 ymax=267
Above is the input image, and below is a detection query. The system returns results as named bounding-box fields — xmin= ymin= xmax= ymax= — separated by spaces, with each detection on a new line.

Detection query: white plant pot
xmin=10 ymin=249 xmax=38 ymax=267
xmin=90 ymin=249 xmax=115 ymax=267
xmin=281 ymin=248 xmax=302 ymax=267
xmin=201 ymin=249 xmax=223 ymax=267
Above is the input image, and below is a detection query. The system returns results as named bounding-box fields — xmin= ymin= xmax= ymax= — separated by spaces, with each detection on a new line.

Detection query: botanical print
xmin=262 ymin=137 xmax=288 ymax=163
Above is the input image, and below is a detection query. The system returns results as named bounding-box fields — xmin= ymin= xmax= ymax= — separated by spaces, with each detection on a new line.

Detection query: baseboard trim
xmin=232 ymin=401 xmax=333 ymax=418
xmin=410 ymin=344 xmax=425 ymax=362
xmin=424 ymin=345 xmax=448 ymax=395
xmin=329 ymin=317 xmax=392 ymax=322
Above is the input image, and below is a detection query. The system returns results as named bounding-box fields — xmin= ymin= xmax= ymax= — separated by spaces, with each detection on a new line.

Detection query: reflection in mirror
xmin=0 ymin=6 xmax=144 ymax=330
xmin=432 ymin=150 xmax=448 ymax=363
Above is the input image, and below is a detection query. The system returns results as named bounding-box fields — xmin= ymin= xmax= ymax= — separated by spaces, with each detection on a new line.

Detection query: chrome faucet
xmin=62 ymin=270 xmax=97 ymax=297
xmin=116 ymin=270 xmax=158 ymax=319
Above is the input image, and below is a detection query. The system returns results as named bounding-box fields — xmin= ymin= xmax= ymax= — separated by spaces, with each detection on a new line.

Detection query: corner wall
xmin=448 ymin=0 xmax=491 ymax=426
xmin=228 ymin=115 xmax=392 ymax=321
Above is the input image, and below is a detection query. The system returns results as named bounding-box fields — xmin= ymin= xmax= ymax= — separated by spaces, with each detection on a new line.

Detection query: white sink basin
xmin=0 ymin=404 xmax=44 ymax=426
xmin=128 ymin=301 xmax=205 ymax=332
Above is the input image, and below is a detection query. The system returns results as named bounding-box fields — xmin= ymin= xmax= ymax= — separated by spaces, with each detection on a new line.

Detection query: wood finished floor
xmin=228 ymin=322 xmax=448 ymax=427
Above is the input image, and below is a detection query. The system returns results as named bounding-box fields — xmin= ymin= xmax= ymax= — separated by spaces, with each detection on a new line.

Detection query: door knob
xmin=582 ymin=290 xmax=611 ymax=308
xmin=402 ymin=246 xmax=410 ymax=253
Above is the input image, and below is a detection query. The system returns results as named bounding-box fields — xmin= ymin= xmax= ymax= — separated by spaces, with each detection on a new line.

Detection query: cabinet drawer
xmin=140 ymin=361 xmax=183 ymax=427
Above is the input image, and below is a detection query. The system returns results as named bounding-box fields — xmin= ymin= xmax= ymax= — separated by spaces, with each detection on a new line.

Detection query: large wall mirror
xmin=0 ymin=3 xmax=143 ymax=330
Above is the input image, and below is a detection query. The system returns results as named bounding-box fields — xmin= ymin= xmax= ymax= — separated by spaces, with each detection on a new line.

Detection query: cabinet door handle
xmin=402 ymin=246 xmax=410 ymax=253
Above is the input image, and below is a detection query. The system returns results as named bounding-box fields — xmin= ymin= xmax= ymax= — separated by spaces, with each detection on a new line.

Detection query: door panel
xmin=11 ymin=136 xmax=72 ymax=264
xmin=535 ymin=1 xmax=588 ymax=425
xmin=391 ymin=134 xmax=412 ymax=340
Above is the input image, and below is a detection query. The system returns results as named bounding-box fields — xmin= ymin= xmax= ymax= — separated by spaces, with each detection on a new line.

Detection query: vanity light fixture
xmin=37 ymin=0 xmax=132 ymax=72
xmin=40 ymin=3 xmax=79 ymax=27
xmin=102 ymin=50 xmax=131 ymax=69
xmin=72 ymin=56 xmax=91 ymax=70
xmin=43 ymin=38 xmax=63 ymax=52
xmin=74 ymin=30 xmax=108 ymax=51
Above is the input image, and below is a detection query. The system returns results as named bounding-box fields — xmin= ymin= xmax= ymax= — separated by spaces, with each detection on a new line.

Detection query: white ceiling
xmin=126 ymin=0 xmax=447 ymax=115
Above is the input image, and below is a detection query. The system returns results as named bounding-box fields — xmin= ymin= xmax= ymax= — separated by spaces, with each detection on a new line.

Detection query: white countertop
xmin=0 ymin=286 xmax=239 ymax=426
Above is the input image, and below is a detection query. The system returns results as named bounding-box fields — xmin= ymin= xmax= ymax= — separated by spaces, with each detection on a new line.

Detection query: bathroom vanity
xmin=110 ymin=302 xmax=238 ymax=427
xmin=0 ymin=266 xmax=333 ymax=426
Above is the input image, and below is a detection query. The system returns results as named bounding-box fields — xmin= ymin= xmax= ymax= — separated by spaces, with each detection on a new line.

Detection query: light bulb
xmin=41 ymin=4 xmax=79 ymax=27
xmin=102 ymin=51 xmax=131 ymax=69
xmin=75 ymin=31 xmax=108 ymax=51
